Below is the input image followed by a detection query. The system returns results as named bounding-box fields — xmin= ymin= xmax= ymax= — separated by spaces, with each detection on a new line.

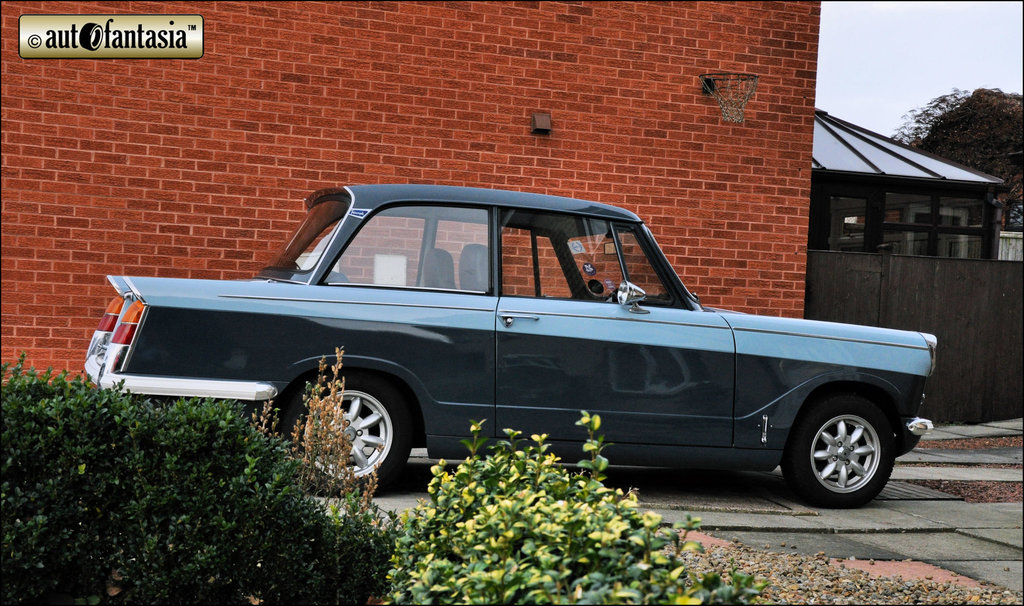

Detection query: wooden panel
xmin=806 ymin=251 xmax=1023 ymax=423
xmin=805 ymin=251 xmax=881 ymax=327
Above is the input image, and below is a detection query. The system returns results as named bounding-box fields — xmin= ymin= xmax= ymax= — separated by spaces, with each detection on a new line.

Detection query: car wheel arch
xmin=788 ymin=380 xmax=899 ymax=451
xmin=277 ymin=364 xmax=427 ymax=450
xmin=736 ymin=373 xmax=901 ymax=450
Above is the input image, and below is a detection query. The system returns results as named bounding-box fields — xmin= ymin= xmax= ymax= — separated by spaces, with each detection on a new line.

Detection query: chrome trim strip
xmin=734 ymin=326 xmax=930 ymax=351
xmin=116 ymin=301 xmax=150 ymax=373
xmin=218 ymin=294 xmax=494 ymax=313
xmin=84 ymin=354 xmax=103 ymax=384
xmin=922 ymin=332 xmax=938 ymax=375
xmin=319 ymin=282 xmax=488 ymax=295
xmin=497 ymin=308 xmax=731 ymax=330
xmin=122 ymin=276 xmax=144 ymax=300
xmin=94 ymin=372 xmax=278 ymax=401
xmin=106 ymin=275 xmax=125 ymax=293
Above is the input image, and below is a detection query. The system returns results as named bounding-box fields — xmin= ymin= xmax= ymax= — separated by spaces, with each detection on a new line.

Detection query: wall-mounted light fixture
xmin=531 ymin=112 xmax=552 ymax=135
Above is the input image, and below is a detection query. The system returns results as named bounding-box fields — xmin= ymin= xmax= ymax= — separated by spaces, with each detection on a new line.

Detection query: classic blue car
xmin=86 ymin=184 xmax=935 ymax=508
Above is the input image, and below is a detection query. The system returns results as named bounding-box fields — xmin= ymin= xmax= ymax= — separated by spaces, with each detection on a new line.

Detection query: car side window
xmin=615 ymin=225 xmax=671 ymax=303
xmin=500 ymin=210 xmax=624 ymax=301
xmin=328 ymin=205 xmax=490 ymax=292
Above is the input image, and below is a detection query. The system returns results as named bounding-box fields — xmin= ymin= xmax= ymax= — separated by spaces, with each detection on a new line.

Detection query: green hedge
xmin=387 ymin=414 xmax=764 ymax=604
xmin=1 ymin=356 xmax=393 ymax=605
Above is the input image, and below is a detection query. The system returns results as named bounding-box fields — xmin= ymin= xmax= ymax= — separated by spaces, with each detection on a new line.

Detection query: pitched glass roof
xmin=812 ymin=110 xmax=1003 ymax=185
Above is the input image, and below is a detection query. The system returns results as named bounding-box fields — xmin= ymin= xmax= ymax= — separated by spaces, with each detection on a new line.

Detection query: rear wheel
xmin=281 ymin=372 xmax=412 ymax=490
xmin=782 ymin=393 xmax=894 ymax=508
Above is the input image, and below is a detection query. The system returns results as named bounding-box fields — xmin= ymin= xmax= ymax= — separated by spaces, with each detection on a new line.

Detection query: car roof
xmin=342 ymin=184 xmax=642 ymax=222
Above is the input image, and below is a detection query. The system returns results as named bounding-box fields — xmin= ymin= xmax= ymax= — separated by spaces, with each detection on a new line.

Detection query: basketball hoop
xmin=700 ymin=73 xmax=758 ymax=123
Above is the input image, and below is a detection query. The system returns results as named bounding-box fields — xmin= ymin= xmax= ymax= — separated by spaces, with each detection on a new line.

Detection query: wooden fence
xmin=805 ymin=251 xmax=1023 ymax=423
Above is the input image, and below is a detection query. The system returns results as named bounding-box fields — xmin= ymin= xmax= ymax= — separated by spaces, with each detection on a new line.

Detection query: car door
xmin=319 ymin=204 xmax=498 ymax=437
xmin=494 ymin=209 xmax=735 ymax=447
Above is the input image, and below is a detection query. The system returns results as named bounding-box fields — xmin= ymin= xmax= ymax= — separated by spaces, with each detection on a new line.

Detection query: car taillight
xmin=96 ymin=297 xmax=125 ymax=332
xmin=112 ymin=300 xmax=146 ymax=345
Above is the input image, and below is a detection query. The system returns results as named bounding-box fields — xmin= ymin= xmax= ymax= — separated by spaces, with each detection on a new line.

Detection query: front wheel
xmin=281 ymin=372 xmax=412 ymax=490
xmin=782 ymin=394 xmax=894 ymax=508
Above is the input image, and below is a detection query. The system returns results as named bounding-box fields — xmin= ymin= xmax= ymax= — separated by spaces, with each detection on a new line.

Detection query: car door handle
xmin=500 ymin=313 xmax=539 ymax=328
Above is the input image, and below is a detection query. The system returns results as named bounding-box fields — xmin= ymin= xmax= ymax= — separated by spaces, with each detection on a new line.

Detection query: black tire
xmin=280 ymin=372 xmax=412 ymax=490
xmin=781 ymin=393 xmax=895 ymax=508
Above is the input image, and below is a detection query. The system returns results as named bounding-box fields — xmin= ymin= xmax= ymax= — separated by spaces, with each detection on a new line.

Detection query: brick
xmin=2 ymin=0 xmax=817 ymax=371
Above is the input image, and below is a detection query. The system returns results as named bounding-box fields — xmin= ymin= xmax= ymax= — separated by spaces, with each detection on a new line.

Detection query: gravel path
xmin=678 ymin=536 xmax=1023 ymax=604
xmin=916 ymin=436 xmax=1022 ymax=450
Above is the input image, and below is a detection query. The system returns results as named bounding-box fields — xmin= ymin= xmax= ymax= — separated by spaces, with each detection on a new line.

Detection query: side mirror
xmin=616 ymin=281 xmax=649 ymax=314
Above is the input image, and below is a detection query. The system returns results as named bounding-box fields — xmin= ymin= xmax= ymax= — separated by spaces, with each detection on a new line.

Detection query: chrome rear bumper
xmin=85 ymin=355 xmax=277 ymax=401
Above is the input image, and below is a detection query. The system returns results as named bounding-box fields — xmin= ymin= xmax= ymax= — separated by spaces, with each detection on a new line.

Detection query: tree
xmin=894 ymin=88 xmax=1023 ymax=227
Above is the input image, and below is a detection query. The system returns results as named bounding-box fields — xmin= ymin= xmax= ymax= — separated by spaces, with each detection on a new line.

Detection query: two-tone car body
xmin=86 ymin=184 xmax=935 ymax=507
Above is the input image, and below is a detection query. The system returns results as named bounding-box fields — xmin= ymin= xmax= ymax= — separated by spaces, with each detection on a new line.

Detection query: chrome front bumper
xmin=906 ymin=417 xmax=934 ymax=436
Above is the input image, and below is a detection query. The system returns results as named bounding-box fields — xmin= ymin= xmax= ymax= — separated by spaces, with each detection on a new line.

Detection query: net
xmin=700 ymin=73 xmax=758 ymax=123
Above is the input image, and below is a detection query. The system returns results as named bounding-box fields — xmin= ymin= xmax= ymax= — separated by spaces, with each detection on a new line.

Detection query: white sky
xmin=815 ymin=1 xmax=1024 ymax=138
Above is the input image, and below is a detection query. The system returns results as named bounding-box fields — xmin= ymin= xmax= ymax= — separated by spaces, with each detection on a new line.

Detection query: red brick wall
xmin=2 ymin=1 xmax=820 ymax=372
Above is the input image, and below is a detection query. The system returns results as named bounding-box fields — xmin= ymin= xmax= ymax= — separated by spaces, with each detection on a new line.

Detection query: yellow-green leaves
xmin=386 ymin=413 xmax=763 ymax=604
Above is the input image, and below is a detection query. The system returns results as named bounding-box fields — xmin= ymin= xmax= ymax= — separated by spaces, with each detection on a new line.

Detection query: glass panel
xmin=500 ymin=211 xmax=623 ymax=300
xmin=847 ymin=137 xmax=933 ymax=178
xmin=500 ymin=227 xmax=571 ymax=298
xmin=882 ymin=229 xmax=929 ymax=256
xmin=265 ymin=198 xmax=350 ymax=272
xmin=617 ymin=226 xmax=669 ymax=302
xmin=566 ymin=224 xmax=621 ymax=300
xmin=937 ymin=233 xmax=983 ymax=259
xmin=812 ymin=121 xmax=875 ymax=173
xmin=331 ymin=206 xmax=488 ymax=290
xmin=828 ymin=196 xmax=868 ymax=252
xmin=939 ymin=197 xmax=984 ymax=227
xmin=884 ymin=193 xmax=933 ymax=225
xmin=1006 ymin=201 xmax=1023 ymax=232
xmin=295 ymin=219 xmax=339 ymax=271
xmin=333 ymin=210 xmax=424 ymax=286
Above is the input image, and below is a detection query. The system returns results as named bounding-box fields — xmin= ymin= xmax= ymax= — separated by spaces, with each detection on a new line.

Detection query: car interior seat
xmin=422 ymin=248 xmax=456 ymax=289
xmin=459 ymin=243 xmax=488 ymax=292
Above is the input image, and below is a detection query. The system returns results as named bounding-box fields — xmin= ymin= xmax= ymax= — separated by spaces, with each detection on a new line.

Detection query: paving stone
xmin=898 ymin=447 xmax=1023 ymax=465
xmin=981 ymin=419 xmax=1023 ymax=432
xmin=958 ymin=527 xmax=1024 ymax=550
xmin=891 ymin=466 xmax=1023 ymax=481
xmin=854 ymin=532 xmax=1023 ymax=562
xmin=931 ymin=560 xmax=1024 ymax=592
xmin=923 ymin=426 xmax=1021 ymax=440
xmin=883 ymin=501 xmax=1023 ymax=529
xmin=652 ymin=509 xmax=823 ymax=532
xmin=716 ymin=530 xmax=904 ymax=560
xmin=798 ymin=503 xmax=948 ymax=532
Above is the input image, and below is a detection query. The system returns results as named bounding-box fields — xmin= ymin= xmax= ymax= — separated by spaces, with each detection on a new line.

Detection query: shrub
xmin=252 ymin=348 xmax=379 ymax=508
xmin=386 ymin=412 xmax=764 ymax=604
xmin=2 ymin=355 xmax=393 ymax=605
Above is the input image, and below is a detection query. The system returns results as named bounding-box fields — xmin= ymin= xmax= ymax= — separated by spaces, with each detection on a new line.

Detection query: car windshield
xmin=263 ymin=196 xmax=352 ymax=272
